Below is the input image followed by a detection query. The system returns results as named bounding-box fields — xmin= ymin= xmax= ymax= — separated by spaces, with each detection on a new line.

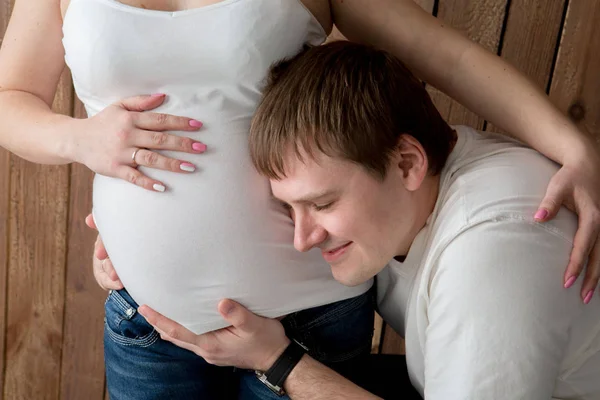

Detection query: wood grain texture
xmin=380 ymin=324 xmax=405 ymax=356
xmin=486 ymin=0 xmax=566 ymax=133
xmin=428 ymin=0 xmax=508 ymax=128
xmin=549 ymin=0 xmax=600 ymax=144
xmin=59 ymin=98 xmax=106 ymax=400
xmin=0 ymin=144 xmax=8 ymax=398
xmin=0 ymin=1 xmax=14 ymax=395
xmin=4 ymin=69 xmax=72 ymax=400
xmin=370 ymin=312 xmax=384 ymax=353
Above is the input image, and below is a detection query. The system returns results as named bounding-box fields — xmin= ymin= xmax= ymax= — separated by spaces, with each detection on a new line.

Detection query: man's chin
xmin=330 ymin=263 xmax=370 ymax=287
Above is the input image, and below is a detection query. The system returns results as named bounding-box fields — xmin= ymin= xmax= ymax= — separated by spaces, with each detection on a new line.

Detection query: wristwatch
xmin=254 ymin=339 xmax=309 ymax=396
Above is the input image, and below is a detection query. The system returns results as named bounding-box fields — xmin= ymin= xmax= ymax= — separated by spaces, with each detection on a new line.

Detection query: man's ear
xmin=391 ymin=134 xmax=429 ymax=192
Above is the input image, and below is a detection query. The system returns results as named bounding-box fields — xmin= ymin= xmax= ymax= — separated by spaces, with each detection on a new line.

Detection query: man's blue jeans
xmin=104 ymin=287 xmax=375 ymax=399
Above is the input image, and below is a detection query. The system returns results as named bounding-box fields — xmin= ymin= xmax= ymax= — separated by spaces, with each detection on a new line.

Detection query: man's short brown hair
xmin=249 ymin=41 xmax=456 ymax=180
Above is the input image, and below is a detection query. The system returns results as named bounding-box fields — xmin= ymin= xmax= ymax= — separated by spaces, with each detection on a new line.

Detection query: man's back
xmin=377 ymin=125 xmax=600 ymax=399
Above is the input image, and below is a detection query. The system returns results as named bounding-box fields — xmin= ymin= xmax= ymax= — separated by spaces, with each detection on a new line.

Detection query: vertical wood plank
xmin=549 ymin=1 xmax=600 ymax=145
xmin=0 ymin=136 xmax=8 ymax=399
xmin=370 ymin=313 xmax=384 ymax=353
xmin=4 ymin=69 xmax=72 ymax=400
xmin=486 ymin=0 xmax=566 ymax=133
xmin=414 ymin=0 xmax=436 ymax=11
xmin=59 ymin=98 xmax=106 ymax=400
xmin=0 ymin=1 xmax=14 ymax=395
xmin=380 ymin=324 xmax=406 ymax=355
xmin=428 ymin=0 xmax=508 ymax=128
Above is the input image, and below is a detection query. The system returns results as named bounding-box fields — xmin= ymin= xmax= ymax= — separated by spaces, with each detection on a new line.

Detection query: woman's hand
xmin=70 ymin=94 xmax=207 ymax=192
xmin=85 ymin=214 xmax=123 ymax=291
xmin=535 ymin=144 xmax=600 ymax=303
xmin=139 ymin=300 xmax=290 ymax=372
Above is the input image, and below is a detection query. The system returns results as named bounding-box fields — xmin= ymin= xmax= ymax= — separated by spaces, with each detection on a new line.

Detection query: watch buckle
xmin=255 ymin=370 xmax=285 ymax=396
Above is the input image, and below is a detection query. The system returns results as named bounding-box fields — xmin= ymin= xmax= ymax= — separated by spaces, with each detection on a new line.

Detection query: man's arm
xmin=423 ymin=219 xmax=583 ymax=399
xmin=138 ymin=299 xmax=381 ymax=399
xmin=284 ymin=355 xmax=380 ymax=400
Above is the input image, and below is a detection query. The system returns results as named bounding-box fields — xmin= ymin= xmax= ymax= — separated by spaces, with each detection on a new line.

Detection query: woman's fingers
xmin=115 ymin=165 xmax=167 ymax=192
xmin=101 ymin=257 xmax=121 ymax=284
xmin=131 ymin=129 xmax=207 ymax=154
xmin=133 ymin=112 xmax=203 ymax=133
xmin=569 ymin=211 xmax=600 ymax=303
xmin=85 ymin=213 xmax=96 ymax=230
xmin=582 ymin=240 xmax=600 ymax=304
xmin=132 ymin=148 xmax=197 ymax=173
xmin=117 ymin=93 xmax=167 ymax=112
xmin=93 ymin=256 xmax=123 ymax=291
xmin=94 ymin=233 xmax=109 ymax=260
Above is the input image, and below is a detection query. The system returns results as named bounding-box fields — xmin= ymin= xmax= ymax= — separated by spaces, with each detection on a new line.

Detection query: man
xmin=140 ymin=41 xmax=600 ymax=399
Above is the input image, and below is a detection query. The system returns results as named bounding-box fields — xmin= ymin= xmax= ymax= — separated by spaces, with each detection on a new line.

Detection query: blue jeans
xmin=104 ymin=287 xmax=375 ymax=399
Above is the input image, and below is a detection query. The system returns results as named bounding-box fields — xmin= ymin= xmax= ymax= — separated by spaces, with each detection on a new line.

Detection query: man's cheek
xmin=325 ymin=216 xmax=354 ymax=238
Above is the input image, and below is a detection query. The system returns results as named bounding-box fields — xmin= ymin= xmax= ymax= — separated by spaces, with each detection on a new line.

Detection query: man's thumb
xmin=218 ymin=299 xmax=255 ymax=332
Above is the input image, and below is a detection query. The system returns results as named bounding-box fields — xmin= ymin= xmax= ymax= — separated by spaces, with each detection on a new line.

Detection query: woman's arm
xmin=0 ymin=0 xmax=207 ymax=191
xmin=0 ymin=0 xmax=74 ymax=164
xmin=330 ymin=0 xmax=584 ymax=160
xmin=330 ymin=0 xmax=600 ymax=299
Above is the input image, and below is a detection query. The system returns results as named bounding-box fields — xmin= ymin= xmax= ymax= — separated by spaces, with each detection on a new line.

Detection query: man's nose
xmin=294 ymin=214 xmax=326 ymax=252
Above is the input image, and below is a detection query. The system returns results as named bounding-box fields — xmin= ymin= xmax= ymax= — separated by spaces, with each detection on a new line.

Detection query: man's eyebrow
xmin=280 ymin=190 xmax=340 ymax=205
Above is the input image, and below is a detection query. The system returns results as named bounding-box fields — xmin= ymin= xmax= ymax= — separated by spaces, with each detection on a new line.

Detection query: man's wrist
xmin=260 ymin=337 xmax=291 ymax=372
xmin=255 ymin=338 xmax=307 ymax=396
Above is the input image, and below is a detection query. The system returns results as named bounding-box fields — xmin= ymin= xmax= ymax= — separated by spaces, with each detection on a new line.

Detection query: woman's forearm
xmin=331 ymin=0 xmax=589 ymax=165
xmin=427 ymin=40 xmax=585 ymax=164
xmin=0 ymin=89 xmax=78 ymax=165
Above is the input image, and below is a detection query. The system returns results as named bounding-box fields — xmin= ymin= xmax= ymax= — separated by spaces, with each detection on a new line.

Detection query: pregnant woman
xmin=1 ymin=0 xmax=599 ymax=399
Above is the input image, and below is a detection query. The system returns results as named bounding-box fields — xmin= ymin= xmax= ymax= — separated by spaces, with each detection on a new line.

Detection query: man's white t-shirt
xmin=377 ymin=126 xmax=600 ymax=399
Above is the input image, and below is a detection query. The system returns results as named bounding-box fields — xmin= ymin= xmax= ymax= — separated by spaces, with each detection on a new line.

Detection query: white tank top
xmin=62 ymin=0 xmax=371 ymax=334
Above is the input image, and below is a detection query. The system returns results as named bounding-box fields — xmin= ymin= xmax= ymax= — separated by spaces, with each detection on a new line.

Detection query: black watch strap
xmin=255 ymin=339 xmax=308 ymax=396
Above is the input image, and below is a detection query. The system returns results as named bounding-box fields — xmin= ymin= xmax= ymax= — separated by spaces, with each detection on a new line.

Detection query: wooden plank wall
xmin=0 ymin=0 xmax=599 ymax=398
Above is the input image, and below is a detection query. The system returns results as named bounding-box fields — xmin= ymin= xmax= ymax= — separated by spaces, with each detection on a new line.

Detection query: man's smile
xmin=321 ymin=241 xmax=353 ymax=263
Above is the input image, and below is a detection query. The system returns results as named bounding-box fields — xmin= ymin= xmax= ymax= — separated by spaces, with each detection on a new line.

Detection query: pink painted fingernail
xmin=534 ymin=209 xmax=548 ymax=220
xmin=584 ymin=289 xmax=594 ymax=304
xmin=192 ymin=143 xmax=207 ymax=152
xmin=151 ymin=93 xmax=166 ymax=97
xmin=180 ymin=162 xmax=195 ymax=172
xmin=189 ymin=119 xmax=203 ymax=128
xmin=564 ymin=276 xmax=577 ymax=289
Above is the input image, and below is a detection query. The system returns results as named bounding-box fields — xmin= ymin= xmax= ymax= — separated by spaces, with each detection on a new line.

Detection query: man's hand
xmin=85 ymin=213 xmax=124 ymax=291
xmin=138 ymin=299 xmax=290 ymax=371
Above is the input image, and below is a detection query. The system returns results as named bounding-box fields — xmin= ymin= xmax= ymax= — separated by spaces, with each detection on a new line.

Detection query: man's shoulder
xmin=441 ymin=126 xmax=560 ymax=223
xmin=428 ymin=126 xmax=577 ymax=254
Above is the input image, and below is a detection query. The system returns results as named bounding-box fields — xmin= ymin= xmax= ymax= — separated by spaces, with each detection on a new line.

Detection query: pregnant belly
xmin=92 ymin=150 xmax=369 ymax=334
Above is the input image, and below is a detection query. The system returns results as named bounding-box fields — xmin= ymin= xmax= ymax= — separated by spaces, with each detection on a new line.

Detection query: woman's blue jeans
xmin=104 ymin=287 xmax=375 ymax=399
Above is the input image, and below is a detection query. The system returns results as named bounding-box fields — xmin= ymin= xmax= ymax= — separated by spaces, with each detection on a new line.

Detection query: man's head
xmin=250 ymin=41 xmax=456 ymax=286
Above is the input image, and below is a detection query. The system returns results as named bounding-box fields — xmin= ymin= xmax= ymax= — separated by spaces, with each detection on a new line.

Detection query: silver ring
xmin=131 ymin=148 xmax=141 ymax=167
